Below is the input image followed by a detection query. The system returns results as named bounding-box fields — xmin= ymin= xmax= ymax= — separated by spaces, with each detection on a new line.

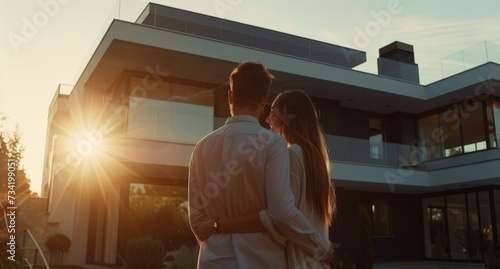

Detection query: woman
xmin=195 ymin=89 xmax=336 ymax=268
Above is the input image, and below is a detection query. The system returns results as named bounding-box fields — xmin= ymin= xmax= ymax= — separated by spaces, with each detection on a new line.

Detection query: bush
xmin=125 ymin=236 xmax=165 ymax=269
xmin=164 ymin=244 xmax=199 ymax=269
xmin=45 ymin=233 xmax=71 ymax=266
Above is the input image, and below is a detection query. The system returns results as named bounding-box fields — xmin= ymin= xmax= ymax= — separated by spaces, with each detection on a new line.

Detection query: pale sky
xmin=1 ymin=0 xmax=500 ymax=195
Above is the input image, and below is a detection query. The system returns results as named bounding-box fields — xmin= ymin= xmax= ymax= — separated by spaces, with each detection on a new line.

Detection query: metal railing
xmin=22 ymin=229 xmax=50 ymax=269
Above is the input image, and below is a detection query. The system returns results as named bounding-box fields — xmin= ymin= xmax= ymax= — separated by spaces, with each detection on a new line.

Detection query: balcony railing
xmin=325 ymin=134 xmax=500 ymax=169
xmin=325 ymin=135 xmax=416 ymax=168
xmin=420 ymin=41 xmax=500 ymax=85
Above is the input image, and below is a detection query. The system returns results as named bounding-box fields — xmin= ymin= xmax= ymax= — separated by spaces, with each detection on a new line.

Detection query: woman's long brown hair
xmin=273 ymin=89 xmax=336 ymax=225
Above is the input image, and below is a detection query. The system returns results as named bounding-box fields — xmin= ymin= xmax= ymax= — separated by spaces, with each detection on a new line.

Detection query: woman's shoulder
xmin=288 ymin=144 xmax=303 ymax=161
xmin=288 ymin=143 xmax=302 ymax=153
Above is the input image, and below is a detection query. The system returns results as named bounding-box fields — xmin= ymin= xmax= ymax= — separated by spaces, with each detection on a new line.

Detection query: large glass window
xmin=127 ymin=79 xmax=214 ymax=144
xmin=440 ymin=107 xmax=462 ymax=157
xmin=418 ymin=101 xmax=489 ymax=160
xmin=127 ymin=183 xmax=197 ymax=252
xmin=418 ymin=114 xmax=443 ymax=160
xmin=461 ymin=102 xmax=486 ymax=153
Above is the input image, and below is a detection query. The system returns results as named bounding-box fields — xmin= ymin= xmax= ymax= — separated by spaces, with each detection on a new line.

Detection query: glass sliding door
xmin=423 ymin=196 xmax=449 ymax=259
xmin=467 ymin=193 xmax=481 ymax=260
xmin=447 ymin=194 xmax=468 ymax=259
xmin=423 ymin=190 xmax=499 ymax=261
xmin=479 ymin=191 xmax=494 ymax=253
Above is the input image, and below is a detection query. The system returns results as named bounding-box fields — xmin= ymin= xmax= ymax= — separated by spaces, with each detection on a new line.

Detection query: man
xmin=188 ymin=61 xmax=332 ymax=268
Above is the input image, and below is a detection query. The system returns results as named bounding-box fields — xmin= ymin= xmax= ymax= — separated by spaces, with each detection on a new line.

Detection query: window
xmin=447 ymin=194 xmax=468 ymax=259
xmin=461 ymin=102 xmax=486 ymax=153
xmin=467 ymin=193 xmax=481 ymax=260
xmin=492 ymin=100 xmax=500 ymax=147
xmin=418 ymin=101 xmax=489 ymax=160
xmin=127 ymin=80 xmax=214 ymax=144
xmin=418 ymin=114 xmax=444 ymax=160
xmin=423 ymin=191 xmax=499 ymax=261
xmin=479 ymin=191 xmax=493 ymax=252
xmin=369 ymin=118 xmax=384 ymax=160
xmin=440 ymin=108 xmax=462 ymax=157
xmin=423 ymin=196 xmax=449 ymax=259
xmin=371 ymin=199 xmax=392 ymax=235
xmin=127 ymin=183 xmax=197 ymax=252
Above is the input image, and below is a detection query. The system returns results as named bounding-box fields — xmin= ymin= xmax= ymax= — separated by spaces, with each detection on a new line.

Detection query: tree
xmin=0 ymin=114 xmax=32 ymax=196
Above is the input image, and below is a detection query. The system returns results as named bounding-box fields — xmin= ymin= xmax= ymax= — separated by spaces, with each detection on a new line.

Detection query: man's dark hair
xmin=229 ymin=61 xmax=274 ymax=110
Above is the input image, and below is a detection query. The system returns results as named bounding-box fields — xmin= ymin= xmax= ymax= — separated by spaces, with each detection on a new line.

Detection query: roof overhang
xmin=71 ymin=20 xmax=500 ymax=115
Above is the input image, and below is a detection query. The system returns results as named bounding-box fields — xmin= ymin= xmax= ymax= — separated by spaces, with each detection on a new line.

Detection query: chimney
xmin=377 ymin=41 xmax=419 ymax=83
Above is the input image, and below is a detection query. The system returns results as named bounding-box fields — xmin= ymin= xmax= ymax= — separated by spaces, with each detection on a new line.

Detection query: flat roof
xmin=136 ymin=3 xmax=366 ymax=69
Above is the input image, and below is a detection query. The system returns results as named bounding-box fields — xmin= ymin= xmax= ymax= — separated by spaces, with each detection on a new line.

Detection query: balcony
xmin=326 ymin=135 xmax=416 ymax=168
xmin=326 ymin=134 xmax=500 ymax=170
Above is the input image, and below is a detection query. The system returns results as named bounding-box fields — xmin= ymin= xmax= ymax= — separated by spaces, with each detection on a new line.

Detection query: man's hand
xmin=320 ymin=242 xmax=334 ymax=264
xmin=195 ymin=218 xmax=217 ymax=241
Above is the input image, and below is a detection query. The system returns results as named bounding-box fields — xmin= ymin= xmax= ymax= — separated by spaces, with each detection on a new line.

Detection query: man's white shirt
xmin=188 ymin=115 xmax=330 ymax=269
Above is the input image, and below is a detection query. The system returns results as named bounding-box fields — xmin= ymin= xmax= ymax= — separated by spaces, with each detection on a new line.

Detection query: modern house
xmin=41 ymin=3 xmax=500 ymax=267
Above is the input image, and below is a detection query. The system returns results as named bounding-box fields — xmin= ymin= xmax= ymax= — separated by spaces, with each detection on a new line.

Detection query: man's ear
xmin=228 ymin=90 xmax=233 ymax=106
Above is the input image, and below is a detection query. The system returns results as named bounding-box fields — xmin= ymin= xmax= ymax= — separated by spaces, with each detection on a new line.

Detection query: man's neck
xmin=232 ymin=107 xmax=262 ymax=120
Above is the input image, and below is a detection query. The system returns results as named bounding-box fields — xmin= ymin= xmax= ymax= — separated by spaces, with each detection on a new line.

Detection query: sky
xmin=1 ymin=0 xmax=500 ymax=195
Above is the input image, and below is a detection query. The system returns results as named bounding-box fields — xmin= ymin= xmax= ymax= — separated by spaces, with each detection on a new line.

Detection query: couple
xmin=188 ymin=61 xmax=336 ymax=269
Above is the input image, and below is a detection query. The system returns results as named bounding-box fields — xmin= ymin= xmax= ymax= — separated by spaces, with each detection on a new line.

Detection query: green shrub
xmin=164 ymin=244 xmax=199 ymax=269
xmin=45 ymin=233 xmax=71 ymax=266
xmin=125 ymin=236 xmax=165 ymax=269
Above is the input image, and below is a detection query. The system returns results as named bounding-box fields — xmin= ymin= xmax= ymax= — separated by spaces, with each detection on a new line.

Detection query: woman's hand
xmin=195 ymin=218 xmax=217 ymax=241
xmin=320 ymin=242 xmax=335 ymax=264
